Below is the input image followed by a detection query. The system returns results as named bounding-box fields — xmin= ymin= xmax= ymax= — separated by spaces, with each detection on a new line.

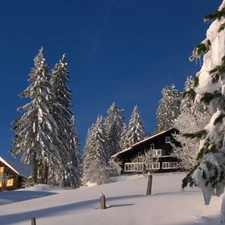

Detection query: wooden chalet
xmin=111 ymin=127 xmax=180 ymax=173
xmin=0 ymin=156 xmax=32 ymax=191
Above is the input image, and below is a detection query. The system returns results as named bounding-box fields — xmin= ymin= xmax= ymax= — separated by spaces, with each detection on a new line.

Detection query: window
xmin=165 ymin=136 xmax=171 ymax=143
xmin=0 ymin=181 xmax=2 ymax=188
xmin=162 ymin=162 xmax=170 ymax=169
xmin=153 ymin=149 xmax=162 ymax=156
xmin=162 ymin=162 xmax=178 ymax=169
xmin=0 ymin=167 xmax=4 ymax=176
xmin=145 ymin=162 xmax=160 ymax=170
xmin=170 ymin=162 xmax=178 ymax=168
xmin=152 ymin=162 xmax=160 ymax=170
xmin=6 ymin=178 xmax=13 ymax=187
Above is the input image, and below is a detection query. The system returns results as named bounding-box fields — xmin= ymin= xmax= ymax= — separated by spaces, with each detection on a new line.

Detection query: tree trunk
xmin=32 ymin=154 xmax=38 ymax=184
xmin=42 ymin=159 xmax=48 ymax=184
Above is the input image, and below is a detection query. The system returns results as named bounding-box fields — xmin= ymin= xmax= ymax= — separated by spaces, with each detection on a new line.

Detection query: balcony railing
xmin=124 ymin=161 xmax=178 ymax=172
xmin=124 ymin=162 xmax=160 ymax=172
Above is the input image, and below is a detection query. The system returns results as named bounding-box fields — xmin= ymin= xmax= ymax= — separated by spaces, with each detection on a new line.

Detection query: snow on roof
xmin=111 ymin=127 xmax=179 ymax=159
xmin=0 ymin=156 xmax=32 ymax=178
xmin=132 ymin=127 xmax=179 ymax=147
xmin=111 ymin=147 xmax=133 ymax=159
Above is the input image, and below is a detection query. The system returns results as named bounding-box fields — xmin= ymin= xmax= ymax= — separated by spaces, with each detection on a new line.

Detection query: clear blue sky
xmin=0 ymin=0 xmax=222 ymax=160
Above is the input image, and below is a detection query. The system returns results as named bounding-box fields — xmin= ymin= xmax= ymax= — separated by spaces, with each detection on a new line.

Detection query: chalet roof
xmin=0 ymin=156 xmax=32 ymax=178
xmin=111 ymin=127 xmax=179 ymax=159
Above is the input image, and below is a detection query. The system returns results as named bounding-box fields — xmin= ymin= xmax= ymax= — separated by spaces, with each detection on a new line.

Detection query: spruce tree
xmin=155 ymin=84 xmax=181 ymax=133
xmin=173 ymin=76 xmax=210 ymax=171
xmin=51 ymin=54 xmax=81 ymax=187
xmin=120 ymin=123 xmax=130 ymax=150
xmin=104 ymin=102 xmax=124 ymax=158
xmin=181 ymin=1 xmax=225 ymax=222
xmin=82 ymin=126 xmax=93 ymax=185
xmin=82 ymin=116 xmax=109 ymax=185
xmin=11 ymin=48 xmax=63 ymax=184
xmin=127 ymin=105 xmax=145 ymax=146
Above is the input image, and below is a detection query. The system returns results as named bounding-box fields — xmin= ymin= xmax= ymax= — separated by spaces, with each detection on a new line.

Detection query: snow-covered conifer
xmin=172 ymin=76 xmax=210 ymax=171
xmin=82 ymin=126 xmax=93 ymax=185
xmin=104 ymin=102 xmax=125 ymax=158
xmin=126 ymin=105 xmax=145 ymax=146
xmin=51 ymin=54 xmax=81 ymax=187
xmin=11 ymin=48 xmax=63 ymax=184
xmin=82 ymin=116 xmax=109 ymax=185
xmin=155 ymin=84 xmax=181 ymax=133
xmin=181 ymin=2 xmax=225 ymax=221
xmin=120 ymin=123 xmax=129 ymax=150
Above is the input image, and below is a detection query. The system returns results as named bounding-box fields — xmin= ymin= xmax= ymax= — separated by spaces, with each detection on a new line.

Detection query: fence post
xmin=31 ymin=218 xmax=36 ymax=225
xmin=146 ymin=174 xmax=153 ymax=195
xmin=100 ymin=193 xmax=106 ymax=209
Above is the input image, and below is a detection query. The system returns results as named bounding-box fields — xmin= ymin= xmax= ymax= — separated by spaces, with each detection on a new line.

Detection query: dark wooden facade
xmin=112 ymin=128 xmax=180 ymax=173
xmin=0 ymin=157 xmax=32 ymax=191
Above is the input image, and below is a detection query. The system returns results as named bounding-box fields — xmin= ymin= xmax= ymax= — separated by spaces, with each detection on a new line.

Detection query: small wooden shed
xmin=0 ymin=156 xmax=32 ymax=191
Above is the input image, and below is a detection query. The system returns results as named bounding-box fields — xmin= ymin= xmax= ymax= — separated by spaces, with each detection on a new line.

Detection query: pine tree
xmin=155 ymin=84 xmax=181 ymax=133
xmin=127 ymin=105 xmax=145 ymax=146
xmin=51 ymin=54 xmax=81 ymax=187
xmin=104 ymin=102 xmax=125 ymax=158
xmin=11 ymin=48 xmax=63 ymax=184
xmin=181 ymin=1 xmax=225 ymax=222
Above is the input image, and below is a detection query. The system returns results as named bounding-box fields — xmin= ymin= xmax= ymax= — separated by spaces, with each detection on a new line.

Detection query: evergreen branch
xmin=183 ymin=88 xmax=196 ymax=100
xmin=183 ymin=130 xmax=207 ymax=139
xmin=194 ymin=76 xmax=199 ymax=87
xmin=182 ymin=164 xmax=199 ymax=188
xmin=204 ymin=8 xmax=225 ymax=21
xmin=210 ymin=167 xmax=218 ymax=187
xmin=197 ymin=147 xmax=207 ymax=161
xmin=200 ymin=92 xmax=222 ymax=105
xmin=214 ymin=113 xmax=225 ymax=125
xmin=209 ymin=144 xmax=218 ymax=153
xmin=219 ymin=22 xmax=225 ymax=32
xmin=210 ymin=63 xmax=225 ymax=83
xmin=189 ymin=39 xmax=211 ymax=61
xmin=219 ymin=170 xmax=225 ymax=183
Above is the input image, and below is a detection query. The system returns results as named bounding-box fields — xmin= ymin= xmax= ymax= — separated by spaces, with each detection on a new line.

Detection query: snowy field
xmin=0 ymin=172 xmax=223 ymax=225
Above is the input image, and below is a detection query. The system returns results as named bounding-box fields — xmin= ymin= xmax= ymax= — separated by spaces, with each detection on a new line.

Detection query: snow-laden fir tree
xmin=172 ymin=76 xmax=210 ymax=171
xmin=155 ymin=84 xmax=181 ymax=133
xmin=126 ymin=105 xmax=145 ymax=146
xmin=82 ymin=126 xmax=93 ymax=186
xmin=120 ymin=123 xmax=130 ymax=150
xmin=181 ymin=1 xmax=225 ymax=222
xmin=50 ymin=54 xmax=81 ymax=187
xmin=11 ymin=48 xmax=63 ymax=184
xmin=82 ymin=116 xmax=109 ymax=186
xmin=104 ymin=102 xmax=125 ymax=159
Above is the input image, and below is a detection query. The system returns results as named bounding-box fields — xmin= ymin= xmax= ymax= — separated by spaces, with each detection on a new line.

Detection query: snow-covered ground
xmin=0 ymin=172 xmax=223 ymax=225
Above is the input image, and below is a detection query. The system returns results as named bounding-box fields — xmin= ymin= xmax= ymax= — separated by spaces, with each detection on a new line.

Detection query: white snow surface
xmin=0 ymin=173 xmax=223 ymax=225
